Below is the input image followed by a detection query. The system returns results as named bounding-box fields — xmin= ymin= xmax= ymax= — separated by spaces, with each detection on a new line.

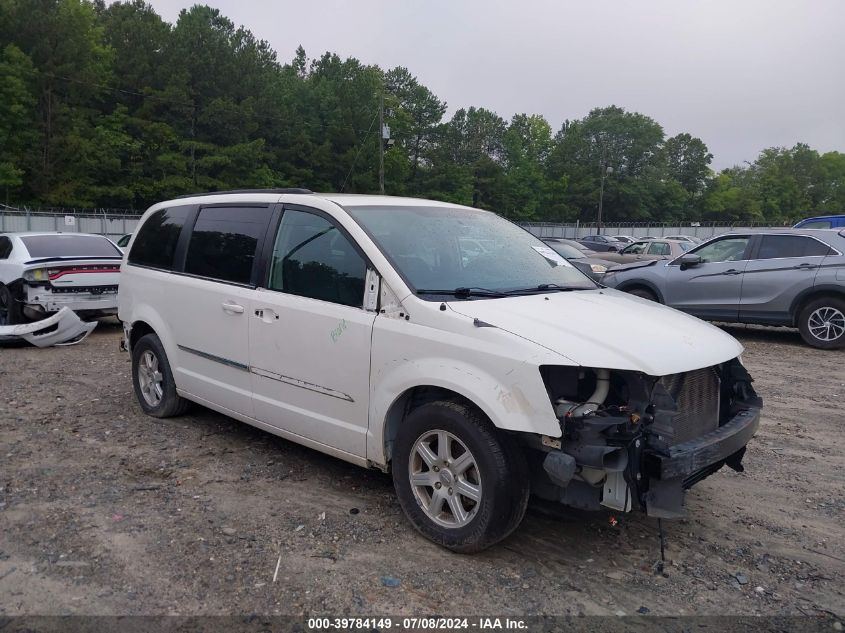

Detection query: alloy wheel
xmin=137 ymin=350 xmax=164 ymax=407
xmin=409 ymin=429 xmax=482 ymax=528
xmin=808 ymin=306 xmax=845 ymax=342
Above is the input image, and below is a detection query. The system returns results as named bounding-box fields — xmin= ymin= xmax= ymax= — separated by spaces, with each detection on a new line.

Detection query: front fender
xmin=367 ymin=323 xmax=564 ymax=465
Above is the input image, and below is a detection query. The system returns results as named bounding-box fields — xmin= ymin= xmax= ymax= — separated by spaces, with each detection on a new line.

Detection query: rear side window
xmin=21 ymin=234 xmax=121 ymax=258
xmin=648 ymin=242 xmax=671 ymax=256
xmin=756 ymin=235 xmax=831 ymax=259
xmin=184 ymin=206 xmax=271 ymax=285
xmin=129 ymin=207 xmax=191 ymax=270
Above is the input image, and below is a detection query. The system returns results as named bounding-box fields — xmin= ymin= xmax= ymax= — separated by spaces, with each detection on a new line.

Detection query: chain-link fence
xmin=1 ymin=205 xmax=789 ymax=242
xmin=520 ymin=221 xmax=790 ymax=240
xmin=0 ymin=205 xmax=143 ymax=241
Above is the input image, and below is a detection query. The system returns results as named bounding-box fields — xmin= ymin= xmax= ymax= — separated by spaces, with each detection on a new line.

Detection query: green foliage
xmin=0 ymin=0 xmax=842 ymax=222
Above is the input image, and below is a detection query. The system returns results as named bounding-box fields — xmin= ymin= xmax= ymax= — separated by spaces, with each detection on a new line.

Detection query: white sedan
xmin=0 ymin=232 xmax=122 ymax=327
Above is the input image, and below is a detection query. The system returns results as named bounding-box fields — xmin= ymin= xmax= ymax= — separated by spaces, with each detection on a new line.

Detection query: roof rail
xmin=172 ymin=188 xmax=313 ymax=200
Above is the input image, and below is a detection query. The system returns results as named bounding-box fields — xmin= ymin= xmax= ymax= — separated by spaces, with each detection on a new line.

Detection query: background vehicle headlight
xmin=590 ymin=264 xmax=608 ymax=274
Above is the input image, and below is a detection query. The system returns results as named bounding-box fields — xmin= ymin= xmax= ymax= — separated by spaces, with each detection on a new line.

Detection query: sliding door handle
xmin=221 ymin=301 xmax=245 ymax=314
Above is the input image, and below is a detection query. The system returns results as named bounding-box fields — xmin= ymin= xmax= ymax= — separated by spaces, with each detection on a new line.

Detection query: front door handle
xmin=221 ymin=301 xmax=245 ymax=314
xmin=723 ymin=269 xmax=742 ymax=276
xmin=794 ymin=263 xmax=815 ymax=270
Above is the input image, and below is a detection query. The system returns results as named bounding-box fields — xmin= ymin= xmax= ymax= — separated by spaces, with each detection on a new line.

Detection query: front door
xmin=662 ymin=235 xmax=752 ymax=321
xmin=248 ymin=206 xmax=376 ymax=458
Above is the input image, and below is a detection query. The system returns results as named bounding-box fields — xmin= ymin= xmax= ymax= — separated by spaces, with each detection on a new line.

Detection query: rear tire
xmin=131 ymin=333 xmax=190 ymax=417
xmin=0 ymin=284 xmax=23 ymax=326
xmin=392 ymin=400 xmax=529 ymax=553
xmin=625 ymin=287 xmax=658 ymax=302
xmin=797 ymin=296 xmax=845 ymax=349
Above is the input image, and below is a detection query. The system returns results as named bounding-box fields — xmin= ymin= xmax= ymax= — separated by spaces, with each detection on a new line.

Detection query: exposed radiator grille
xmin=659 ymin=367 xmax=720 ymax=445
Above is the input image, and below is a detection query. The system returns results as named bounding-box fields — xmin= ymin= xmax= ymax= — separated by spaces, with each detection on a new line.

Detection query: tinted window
xmin=756 ymin=235 xmax=831 ymax=259
xmin=129 ymin=207 xmax=191 ymax=269
xmin=693 ymin=237 xmax=750 ymax=263
xmin=268 ymin=209 xmax=366 ymax=307
xmin=21 ymin=234 xmax=121 ymax=258
xmin=797 ymin=220 xmax=831 ymax=229
xmin=185 ymin=206 xmax=271 ymax=285
xmin=0 ymin=236 xmax=11 ymax=259
xmin=648 ymin=242 xmax=671 ymax=256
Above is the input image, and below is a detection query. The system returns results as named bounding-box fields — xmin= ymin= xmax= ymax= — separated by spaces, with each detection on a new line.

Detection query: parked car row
xmin=602 ymin=229 xmax=845 ymax=349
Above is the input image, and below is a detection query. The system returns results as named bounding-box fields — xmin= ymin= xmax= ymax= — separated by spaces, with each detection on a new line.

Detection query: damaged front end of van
xmin=530 ymin=358 xmax=762 ymax=518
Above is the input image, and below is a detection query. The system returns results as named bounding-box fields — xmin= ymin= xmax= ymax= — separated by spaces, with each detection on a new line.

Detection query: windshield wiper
xmin=416 ymin=287 xmax=510 ymax=298
xmin=505 ymin=283 xmax=589 ymax=294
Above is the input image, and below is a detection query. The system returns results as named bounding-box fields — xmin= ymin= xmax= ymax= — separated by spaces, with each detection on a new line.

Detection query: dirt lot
xmin=0 ymin=321 xmax=843 ymax=619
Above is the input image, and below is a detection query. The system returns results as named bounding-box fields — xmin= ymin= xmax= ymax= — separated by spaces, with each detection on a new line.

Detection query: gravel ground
xmin=0 ymin=321 xmax=843 ymax=618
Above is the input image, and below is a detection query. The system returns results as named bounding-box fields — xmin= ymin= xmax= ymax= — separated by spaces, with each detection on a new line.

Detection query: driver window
xmin=268 ymin=209 xmax=366 ymax=307
xmin=693 ymin=237 xmax=750 ymax=263
xmin=623 ymin=242 xmax=648 ymax=255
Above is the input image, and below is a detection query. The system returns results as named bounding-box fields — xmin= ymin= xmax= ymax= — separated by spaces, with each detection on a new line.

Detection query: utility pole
xmin=597 ymin=160 xmax=613 ymax=234
xmin=378 ymin=91 xmax=385 ymax=194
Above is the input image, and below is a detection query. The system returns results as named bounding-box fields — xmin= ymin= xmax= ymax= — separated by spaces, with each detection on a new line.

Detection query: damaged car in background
xmin=0 ymin=232 xmax=122 ymax=346
xmin=119 ymin=191 xmax=762 ymax=552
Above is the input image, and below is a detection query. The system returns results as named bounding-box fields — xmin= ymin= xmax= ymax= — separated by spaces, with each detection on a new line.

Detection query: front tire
xmin=626 ymin=287 xmax=658 ymax=302
xmin=131 ymin=333 xmax=189 ymax=417
xmin=392 ymin=400 xmax=529 ymax=553
xmin=798 ymin=296 xmax=845 ymax=349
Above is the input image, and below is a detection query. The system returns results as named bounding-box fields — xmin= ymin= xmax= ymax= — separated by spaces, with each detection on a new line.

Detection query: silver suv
xmin=602 ymin=229 xmax=845 ymax=349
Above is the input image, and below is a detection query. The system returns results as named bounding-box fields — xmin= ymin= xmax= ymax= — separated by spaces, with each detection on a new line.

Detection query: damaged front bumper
xmin=647 ymin=407 xmax=760 ymax=481
xmin=533 ymin=358 xmax=762 ymax=520
xmin=643 ymin=405 xmax=760 ymax=518
xmin=0 ymin=307 xmax=97 ymax=347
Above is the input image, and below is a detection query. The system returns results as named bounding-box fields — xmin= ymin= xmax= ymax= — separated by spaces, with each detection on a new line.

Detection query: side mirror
xmin=678 ymin=253 xmax=703 ymax=270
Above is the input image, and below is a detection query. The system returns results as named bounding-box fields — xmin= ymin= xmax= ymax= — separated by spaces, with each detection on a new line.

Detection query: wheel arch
xmin=616 ymin=279 xmax=665 ymax=303
xmin=125 ymin=303 xmax=178 ymax=360
xmin=789 ymin=285 xmax=845 ymax=326
xmin=129 ymin=319 xmax=155 ymax=350
xmin=381 ymin=385 xmax=485 ymax=468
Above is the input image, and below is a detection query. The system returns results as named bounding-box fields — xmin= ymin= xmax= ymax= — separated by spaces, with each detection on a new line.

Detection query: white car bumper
xmin=0 ymin=307 xmax=97 ymax=347
xmin=25 ymin=286 xmax=118 ymax=314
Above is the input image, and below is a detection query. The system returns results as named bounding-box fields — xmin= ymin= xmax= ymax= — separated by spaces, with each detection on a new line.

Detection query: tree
xmin=0 ymin=44 xmax=37 ymax=201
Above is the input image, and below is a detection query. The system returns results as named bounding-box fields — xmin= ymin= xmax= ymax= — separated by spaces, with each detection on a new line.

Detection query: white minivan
xmin=118 ymin=190 xmax=762 ymax=552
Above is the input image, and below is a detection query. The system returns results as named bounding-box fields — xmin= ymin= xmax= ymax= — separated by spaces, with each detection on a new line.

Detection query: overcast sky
xmin=145 ymin=0 xmax=844 ymax=170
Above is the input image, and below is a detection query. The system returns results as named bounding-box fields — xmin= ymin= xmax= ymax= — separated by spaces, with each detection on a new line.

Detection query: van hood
xmin=446 ymin=288 xmax=743 ymax=376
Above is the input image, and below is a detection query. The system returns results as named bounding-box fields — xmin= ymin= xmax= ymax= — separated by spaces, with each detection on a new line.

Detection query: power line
xmin=340 ymin=108 xmax=379 ymax=193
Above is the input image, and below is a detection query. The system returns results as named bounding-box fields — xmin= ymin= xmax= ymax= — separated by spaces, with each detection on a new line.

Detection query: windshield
xmin=545 ymin=242 xmax=585 ymax=259
xmin=679 ymin=242 xmax=694 ymax=252
xmin=21 ymin=234 xmax=122 ymax=258
xmin=344 ymin=205 xmax=596 ymax=297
